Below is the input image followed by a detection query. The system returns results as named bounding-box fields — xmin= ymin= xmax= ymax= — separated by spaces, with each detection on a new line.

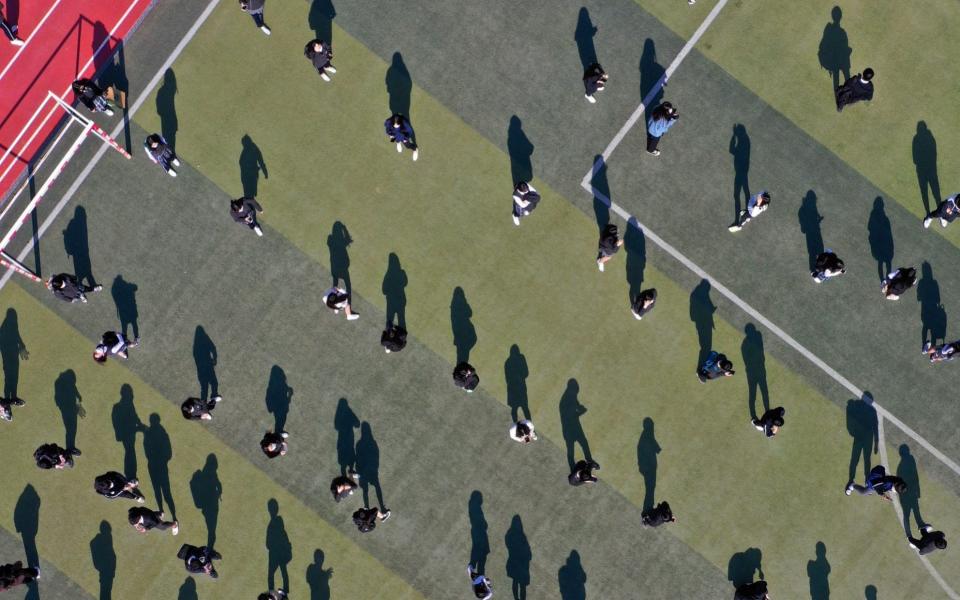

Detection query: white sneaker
xmin=396 ymin=142 xmax=402 ymax=153
xmin=137 ymin=495 xmax=145 ymax=504
xmin=941 ymin=218 xmax=948 ymax=228
xmin=923 ymin=217 xmax=932 ymax=228
xmin=326 ymin=66 xmax=337 ymax=74
xmin=648 ymin=149 xmax=660 ymax=156
xmin=412 ymin=149 xmax=419 ymax=161
xmin=168 ymin=169 xmax=177 ymax=177
xmin=688 ymin=0 xmax=696 ymax=4
xmin=254 ymin=225 xmax=263 ymax=237
xmin=844 ymin=483 xmax=854 ymax=496
xmin=9 ymin=38 xmax=24 ymax=47
xmin=631 ymin=310 xmax=642 ymax=320
xmin=172 ymin=522 xmax=179 ymax=536
xmin=320 ymin=72 xmax=331 ymax=82
xmin=585 ymin=94 xmax=596 ymax=104
xmin=213 ymin=395 xmax=222 ymax=403
xmin=512 ymin=215 xmax=520 ymax=226
xmin=347 ymin=313 xmax=359 ymax=321
xmin=728 ymin=224 xmax=741 ymax=232
xmin=597 ymin=261 xmax=604 ymax=272
xmin=260 ymin=25 xmax=272 ymax=35
xmin=385 ymin=348 xmax=391 ymax=353
xmin=172 ymin=158 xmax=180 ymax=167
xmin=104 ymin=108 xmax=115 ymax=116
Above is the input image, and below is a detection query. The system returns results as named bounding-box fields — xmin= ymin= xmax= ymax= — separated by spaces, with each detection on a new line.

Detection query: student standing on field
xmin=72 ymin=79 xmax=114 ymax=116
xmin=596 ymin=223 xmax=623 ymax=271
xmin=46 ymin=273 xmax=102 ymax=303
xmin=646 ymin=102 xmax=679 ymax=156
xmin=923 ymin=339 xmax=960 ymax=364
xmin=34 ymin=443 xmax=80 ymax=470
xmin=509 ymin=419 xmax=538 ymax=444
xmin=304 ymin=39 xmax=336 ymax=82
xmin=881 ymin=267 xmax=917 ymax=300
xmin=567 ymin=459 xmax=600 ymax=486
xmin=923 ymin=193 xmax=959 ymax=229
xmin=322 ymin=285 xmax=360 ymax=320
xmin=381 ymin=324 xmax=407 ymax=353
xmin=453 ymin=362 xmax=480 ymax=392
xmin=512 ymin=182 xmax=540 ymax=226
xmin=330 ymin=469 xmax=360 ymax=503
xmin=467 ymin=563 xmax=494 ymax=600
xmin=94 ymin=471 xmax=145 ymax=502
xmin=352 ymin=506 xmax=391 ymax=533
xmin=752 ymin=407 xmax=785 ymax=438
xmin=230 ymin=197 xmax=264 ymax=236
xmin=908 ymin=525 xmax=947 ymax=555
xmin=729 ymin=191 xmax=771 ymax=232
xmin=835 ymin=68 xmax=874 ymax=112
xmin=129 ymin=507 xmax=179 ymax=535
xmin=260 ymin=430 xmax=289 ymax=458
xmin=93 ymin=331 xmax=139 ymax=363
xmin=177 ymin=544 xmax=221 ymax=578
xmin=239 ymin=0 xmax=271 ymax=35
xmin=641 ymin=501 xmax=676 ymax=527
xmin=583 ymin=63 xmax=608 ymax=104
xmin=845 ymin=464 xmax=906 ymax=499
xmin=384 ymin=114 xmax=418 ymax=161
xmin=734 ymin=580 xmax=770 ymax=600
xmin=181 ymin=395 xmax=223 ymax=421
xmin=0 ymin=396 xmax=24 ymax=422
xmin=631 ymin=288 xmax=657 ymax=320
xmin=697 ymin=351 xmax=734 ymax=383
xmin=811 ymin=250 xmax=845 ymax=283
xmin=144 ymin=134 xmax=180 ymax=177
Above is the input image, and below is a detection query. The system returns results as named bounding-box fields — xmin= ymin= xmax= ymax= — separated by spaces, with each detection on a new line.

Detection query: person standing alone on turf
xmin=352 ymin=506 xmax=391 ymax=533
xmin=509 ymin=419 xmax=538 ymax=444
xmin=811 ymin=250 xmax=845 ymax=283
xmin=923 ymin=193 xmax=960 ymax=229
xmin=304 ymin=39 xmax=336 ymax=82
xmin=322 ymin=284 xmax=359 ymax=320
xmin=46 ymin=273 xmax=102 ymax=303
xmin=239 ymin=0 xmax=271 ymax=35
xmin=384 ymin=114 xmax=418 ymax=161
xmin=734 ymin=580 xmax=770 ymax=600
xmin=583 ymin=63 xmax=608 ymax=104
xmin=129 ymin=506 xmax=179 ymax=536
xmin=0 ymin=396 xmax=24 ymax=422
xmin=512 ymin=182 xmax=540 ymax=226
xmin=596 ymin=223 xmax=623 ymax=271
xmin=0 ymin=3 xmax=23 ymax=46
xmin=144 ymin=134 xmax=179 ymax=177
xmin=729 ymin=191 xmax=771 ymax=232
xmin=641 ymin=501 xmax=676 ymax=527
xmin=835 ymin=68 xmax=874 ymax=112
xmin=646 ymin=102 xmax=679 ymax=156
xmin=752 ymin=407 xmax=785 ymax=438
xmin=908 ymin=525 xmax=947 ymax=556
xmin=230 ymin=197 xmax=264 ymax=236
xmin=568 ymin=459 xmax=600 ymax=486
xmin=881 ymin=267 xmax=917 ymax=300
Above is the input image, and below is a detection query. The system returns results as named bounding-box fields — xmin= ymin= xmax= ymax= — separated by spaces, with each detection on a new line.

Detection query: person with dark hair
xmin=646 ymin=101 xmax=679 ymax=156
xmin=352 ymin=506 xmax=391 ymax=533
xmin=567 ymin=459 xmax=600 ymax=486
xmin=512 ymin=181 xmax=541 ymax=226
xmin=381 ymin=324 xmax=407 ymax=353
xmin=230 ymin=197 xmax=264 ymax=237
xmin=734 ymin=580 xmax=770 ymax=600
xmin=46 ymin=273 xmax=102 ymax=303
xmin=923 ymin=193 xmax=959 ymax=229
xmin=728 ymin=191 xmax=771 ymax=232
xmin=239 ymin=0 xmax=271 ymax=35
xmin=453 ymin=362 xmax=480 ymax=392
xmin=34 ymin=443 xmax=79 ymax=470
xmin=330 ymin=469 xmax=360 ymax=503
xmin=922 ymin=339 xmax=960 ymax=364
xmin=836 ymin=67 xmax=874 ymax=112
xmin=260 ymin=430 xmax=289 ymax=458
xmin=304 ymin=39 xmax=336 ymax=82
xmin=583 ymin=62 xmax=608 ymax=104
xmin=129 ymin=506 xmax=178 ymax=535
xmin=908 ymin=525 xmax=947 ymax=555
xmin=881 ymin=267 xmax=917 ymax=300
xmin=93 ymin=331 xmax=139 ymax=363
xmin=384 ymin=114 xmax=418 ymax=161
xmin=467 ymin=563 xmax=494 ymax=600
xmin=641 ymin=501 xmax=676 ymax=527
xmin=697 ymin=351 xmax=735 ymax=383
xmin=181 ymin=395 xmax=223 ymax=421
xmin=177 ymin=544 xmax=221 ymax=578
xmin=0 ymin=562 xmax=40 ymax=592
xmin=143 ymin=133 xmax=179 ymax=177
xmin=72 ymin=79 xmax=114 ymax=116
xmin=322 ymin=285 xmax=359 ymax=320
xmin=0 ymin=397 xmax=24 ymax=422
xmin=752 ymin=407 xmax=785 ymax=438
xmin=258 ymin=590 xmax=288 ymax=600
xmin=631 ymin=288 xmax=657 ymax=320
xmin=94 ymin=471 xmax=145 ymax=502
xmin=811 ymin=250 xmax=845 ymax=283
xmin=845 ymin=464 xmax=907 ymax=499
xmin=596 ymin=223 xmax=623 ymax=272
xmin=508 ymin=419 xmax=538 ymax=444
xmin=0 ymin=2 xmax=24 ymax=46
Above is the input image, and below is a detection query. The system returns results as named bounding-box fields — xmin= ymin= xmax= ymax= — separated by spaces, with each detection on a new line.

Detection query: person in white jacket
xmin=729 ymin=191 xmax=771 ymax=232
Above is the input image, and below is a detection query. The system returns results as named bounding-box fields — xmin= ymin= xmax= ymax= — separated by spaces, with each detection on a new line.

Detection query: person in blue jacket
xmin=384 ymin=114 xmax=418 ymax=161
xmin=845 ymin=464 xmax=906 ymax=499
xmin=646 ymin=101 xmax=679 ymax=156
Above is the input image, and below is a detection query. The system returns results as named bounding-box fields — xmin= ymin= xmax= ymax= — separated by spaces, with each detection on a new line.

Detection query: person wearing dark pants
xmin=304 ymin=39 xmax=336 ymax=82
xmin=583 ymin=63 xmax=608 ymax=104
xmin=0 ymin=562 xmax=40 ymax=591
xmin=752 ymin=407 xmax=785 ymax=438
xmin=258 ymin=591 xmax=288 ymax=600
xmin=646 ymin=102 xmax=679 ymax=156
xmin=46 ymin=273 xmax=102 ymax=303
xmin=0 ymin=396 xmax=24 ymax=422
xmin=384 ymin=114 xmax=418 ymax=161
xmin=93 ymin=331 xmax=139 ymax=363
xmin=881 ymin=267 xmax=917 ymax=300
xmin=923 ymin=193 xmax=959 ymax=229
xmin=94 ymin=471 xmax=145 ymax=502
xmin=922 ymin=339 xmax=960 ymax=364
xmin=72 ymin=79 xmax=114 ymax=116
xmin=330 ymin=469 xmax=360 ymax=503
xmin=129 ymin=507 xmax=179 ymax=535
xmin=181 ymin=395 xmax=223 ymax=421
xmin=908 ymin=525 xmax=947 ymax=555
xmin=0 ymin=3 xmax=23 ymax=46
xmin=512 ymin=181 xmax=540 ymax=226
xmin=381 ymin=324 xmax=407 ymax=353
xmin=845 ymin=464 xmax=906 ymax=499
xmin=835 ymin=68 xmax=874 ymax=112
xmin=230 ymin=197 xmax=264 ymax=236
xmin=811 ymin=250 xmax=845 ymax=283
xmin=734 ymin=580 xmax=770 ymax=600
xmin=453 ymin=362 xmax=480 ymax=392
xmin=144 ymin=134 xmax=180 ymax=177
xmin=323 ymin=285 xmax=360 ymax=320
xmin=34 ymin=443 xmax=80 ymax=470
xmin=631 ymin=288 xmax=657 ymax=320
xmin=728 ymin=191 xmax=771 ymax=232
xmin=697 ymin=351 xmax=735 ymax=383
xmin=641 ymin=501 xmax=676 ymax=527
xmin=467 ymin=563 xmax=494 ymax=600
xmin=239 ymin=0 xmax=271 ymax=35
xmin=352 ymin=507 xmax=391 ymax=533
xmin=509 ymin=419 xmax=538 ymax=444
xmin=177 ymin=544 xmax=221 ymax=578
xmin=567 ymin=459 xmax=600 ymax=486
xmin=260 ymin=430 xmax=289 ymax=458
xmin=596 ymin=223 xmax=623 ymax=272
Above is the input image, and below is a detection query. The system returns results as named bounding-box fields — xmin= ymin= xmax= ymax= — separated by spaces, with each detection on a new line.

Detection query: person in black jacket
xmin=230 ymin=197 xmax=264 ymax=236
xmin=641 ymin=501 xmax=676 ymax=527
xmin=34 ymin=443 xmax=79 ymax=470
xmin=381 ymin=324 xmax=407 ymax=353
xmin=0 ymin=562 xmax=40 ymax=592
xmin=94 ymin=471 xmax=145 ymax=502
xmin=93 ymin=331 xmax=139 ymax=363
xmin=330 ymin=469 xmax=360 ymax=502
xmin=144 ymin=134 xmax=179 ymax=177
xmin=583 ymin=63 xmax=608 ymax=104
xmin=258 ymin=591 xmax=288 ymax=600
xmin=352 ymin=506 xmax=391 ymax=533
xmin=72 ymin=79 xmax=114 ymax=115
xmin=631 ymin=288 xmax=657 ymax=320
xmin=881 ymin=267 xmax=917 ymax=300
xmin=129 ymin=506 xmax=179 ymax=535
xmin=322 ymin=285 xmax=359 ymax=320
xmin=453 ymin=362 xmax=480 ymax=392
xmin=46 ymin=273 xmax=102 ymax=303
xmin=752 ymin=407 xmax=785 ymax=438
xmin=384 ymin=114 xmax=418 ymax=161
xmin=260 ymin=430 xmax=289 ymax=458
xmin=239 ymin=0 xmax=270 ymax=35
xmin=811 ymin=250 xmax=845 ymax=283
xmin=567 ymin=459 xmax=600 ymax=486
xmin=596 ymin=223 xmax=623 ymax=272
xmin=181 ymin=395 xmax=222 ymax=421
xmin=835 ymin=68 xmax=874 ymax=112
xmin=304 ymin=39 xmax=336 ymax=82
xmin=177 ymin=544 xmax=221 ymax=578
xmin=0 ymin=396 xmax=24 ymax=422
xmin=908 ymin=525 xmax=947 ymax=555
xmin=923 ymin=194 xmax=959 ymax=229
xmin=512 ymin=181 xmax=540 ymax=226
xmin=734 ymin=580 xmax=769 ymax=600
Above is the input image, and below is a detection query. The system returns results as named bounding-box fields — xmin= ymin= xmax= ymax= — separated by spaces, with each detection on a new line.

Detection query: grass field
xmin=1 ymin=0 xmax=959 ymax=598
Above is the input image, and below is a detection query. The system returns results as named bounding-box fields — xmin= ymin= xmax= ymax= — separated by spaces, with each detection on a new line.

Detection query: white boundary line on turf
xmin=0 ymin=0 xmax=223 ymax=290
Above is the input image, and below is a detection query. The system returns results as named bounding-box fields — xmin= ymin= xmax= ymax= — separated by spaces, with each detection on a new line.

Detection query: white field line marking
xmin=0 ymin=0 xmax=223 ymax=290
xmin=0 ymin=0 xmax=66 ymax=83
xmin=580 ymin=0 xmax=728 ymax=188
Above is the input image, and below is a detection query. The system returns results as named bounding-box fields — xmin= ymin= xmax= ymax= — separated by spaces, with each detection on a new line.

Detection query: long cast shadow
xmin=624 ymin=218 xmax=646 ymax=299
xmin=806 ymin=541 xmax=831 ymax=600
xmin=591 ymin=154 xmax=610 ymax=231
xmin=190 ymin=453 xmax=221 ymax=549
xmin=917 ymin=261 xmax=946 ymax=348
xmin=817 ymin=5 xmax=852 ymax=92
xmin=741 ymin=324 xmax=769 ymax=419
xmin=239 ymin=134 xmax=268 ymax=198
xmin=865 ymin=585 xmax=877 ymax=600
xmin=689 ymin=280 xmax=715 ymax=366
xmin=308 ymin=0 xmax=336 ymax=43
xmin=896 ymin=444 xmax=925 ymax=534
xmin=798 ymin=191 xmax=824 ymax=271
xmin=636 ymin=417 xmax=659 ymax=511
xmin=451 ymin=286 xmax=476 ymax=364
xmin=265 ymin=365 xmax=293 ymax=434
xmin=382 ymin=252 xmax=407 ymax=330
xmin=111 ymin=274 xmax=139 ymax=340
xmin=507 ymin=115 xmax=534 ymax=185
xmin=867 ymin=197 xmax=894 ymax=282
xmin=266 ymin=498 xmax=292 ymax=592
xmin=54 ymin=369 xmax=83 ymax=450
xmin=574 ymin=7 xmax=598 ymax=71
xmin=90 ymin=521 xmax=115 ymax=600
xmin=143 ymin=413 xmax=176 ymax=519
xmin=356 ymin=421 xmax=386 ymax=509
xmin=14 ymin=484 xmax=40 ymax=600
xmin=385 ymin=52 xmax=411 ymax=117
xmin=913 ymin=121 xmax=941 ymax=214
xmin=846 ymin=393 xmax=878 ymax=483
xmin=727 ymin=547 xmax=764 ymax=588
xmin=504 ymin=344 xmax=530 ymax=422
xmin=327 ymin=221 xmax=352 ymax=298
xmin=638 ymin=38 xmax=664 ymax=106
xmin=177 ymin=577 xmax=198 ymax=600
xmin=468 ymin=491 xmax=489 ymax=575
xmin=559 ymin=379 xmax=591 ymax=471
xmin=334 ymin=397 xmax=359 ymax=475
xmin=156 ymin=68 xmax=178 ymax=152
xmin=0 ymin=307 xmax=27 ymax=402
xmin=193 ymin=326 xmax=219 ymax=402
xmin=558 ymin=550 xmax=587 ymax=600
xmin=505 ymin=514 xmax=531 ymax=600
xmin=730 ymin=124 xmax=751 ymax=219
xmin=112 ymin=383 xmax=143 ymax=479
xmin=306 ymin=548 xmax=333 ymax=600
xmin=63 ymin=205 xmax=96 ymax=287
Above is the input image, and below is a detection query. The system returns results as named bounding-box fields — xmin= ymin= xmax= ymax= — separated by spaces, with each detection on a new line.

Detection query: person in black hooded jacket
xmin=229 ymin=197 xmax=264 ymax=236
xmin=46 ymin=273 xmax=102 ymax=303
xmin=181 ymin=395 xmax=223 ymax=421
xmin=641 ymin=501 xmax=676 ymax=527
xmin=734 ymin=580 xmax=769 ymax=600
xmin=881 ymin=267 xmax=917 ymax=300
xmin=260 ymin=430 xmax=289 ymax=458
xmin=34 ymin=443 xmax=79 ymax=470
xmin=453 ymin=362 xmax=480 ymax=392
xmin=177 ymin=544 xmax=221 ymax=578
xmin=381 ymin=324 xmax=407 ymax=353
xmin=835 ymin=68 xmax=874 ymax=112
xmin=596 ymin=223 xmax=623 ymax=272
xmin=304 ymin=39 xmax=336 ymax=82
xmin=72 ymin=79 xmax=114 ymax=115
xmin=94 ymin=471 xmax=145 ymax=502
xmin=752 ymin=407 xmax=785 ymax=438
xmin=582 ymin=63 xmax=608 ymax=104
xmin=631 ymin=288 xmax=657 ymax=320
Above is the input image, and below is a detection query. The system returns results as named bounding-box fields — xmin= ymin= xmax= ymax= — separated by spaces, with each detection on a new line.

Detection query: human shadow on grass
xmin=111 ymin=274 xmax=139 ymax=340
xmin=178 ymin=577 xmax=198 ymax=600
xmin=14 ymin=484 xmax=40 ymax=599
xmin=143 ymin=413 xmax=176 ymax=519
xmin=156 ymin=68 xmax=178 ymax=152
xmin=265 ymin=365 xmax=293 ymax=434
xmin=917 ymin=261 xmax=946 ymax=349
xmin=559 ymin=379 xmax=592 ymax=472
xmin=469 ymin=491 xmax=489 ymax=575
xmin=865 ymin=585 xmax=877 ymax=599
xmin=741 ymin=324 xmax=769 ymax=420
xmin=356 ymin=421 xmax=386 ymax=510
xmin=624 ymin=218 xmax=646 ymax=299
xmin=689 ymin=279 xmax=715 ymax=366
xmin=798 ymin=191 xmax=824 ymax=271
xmin=308 ymin=0 xmax=336 ymax=44
xmin=817 ymin=6 xmax=852 ymax=93
xmin=266 ymin=498 xmax=292 ymax=592
xmin=386 ymin=52 xmax=411 ymax=117
xmin=90 ymin=520 xmax=115 ymax=600
xmin=913 ymin=121 xmax=941 ymax=215
xmin=451 ymin=286 xmax=476 ymax=364
xmin=334 ymin=398 xmax=360 ymax=475
xmin=0 ymin=307 xmax=27 ymax=403
xmin=591 ymin=154 xmax=610 ymax=231
xmin=505 ymin=514 xmax=531 ymax=600
xmin=306 ymin=549 xmax=333 ymax=600
xmin=327 ymin=221 xmax=353 ymax=298
xmin=636 ymin=417 xmax=660 ymax=511
xmin=846 ymin=392 xmax=878 ymax=483
xmin=100 ymin=41 xmax=131 ymax=151
xmin=190 ymin=453 xmax=221 ymax=550
xmin=727 ymin=547 xmax=763 ymax=588
xmin=574 ymin=7 xmax=598 ymax=71
xmin=63 ymin=205 xmax=96 ymax=288
xmin=54 ymin=369 xmax=83 ymax=451
xmin=504 ymin=344 xmax=530 ymax=422
xmin=240 ymin=134 xmax=268 ymax=197
xmin=383 ymin=252 xmax=407 ymax=330
xmin=508 ymin=115 xmax=534 ymax=185
xmin=193 ymin=326 xmax=219 ymax=402
xmin=558 ymin=550 xmax=587 ymax=600
xmin=639 ymin=38 xmax=664 ymax=107
xmin=897 ymin=444 xmax=925 ymax=535
xmin=807 ymin=541 xmax=831 ymax=600
xmin=112 ymin=383 xmax=143 ymax=479
xmin=867 ymin=197 xmax=894 ymax=282
xmin=730 ymin=124 xmax=751 ymax=219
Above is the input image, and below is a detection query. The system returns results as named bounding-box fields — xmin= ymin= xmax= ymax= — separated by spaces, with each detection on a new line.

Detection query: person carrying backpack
xmin=908 ymin=525 xmax=947 ymax=556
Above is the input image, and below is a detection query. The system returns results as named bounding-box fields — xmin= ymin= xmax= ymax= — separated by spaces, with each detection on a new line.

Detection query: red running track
xmin=0 ymin=0 xmax=151 ymax=200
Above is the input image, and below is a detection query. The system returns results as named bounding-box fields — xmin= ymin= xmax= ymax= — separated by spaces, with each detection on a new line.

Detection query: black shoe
xmin=12 ymin=397 xmax=25 ymax=406
xmin=69 ymin=447 xmax=82 ymax=456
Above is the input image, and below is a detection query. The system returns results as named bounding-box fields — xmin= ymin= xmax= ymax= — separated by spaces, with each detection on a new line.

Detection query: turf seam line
xmin=0 ymin=0 xmax=223 ymax=291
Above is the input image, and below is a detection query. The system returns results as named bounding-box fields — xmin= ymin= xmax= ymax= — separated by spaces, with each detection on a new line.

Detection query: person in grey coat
xmin=239 ymin=0 xmax=271 ymax=35
xmin=304 ymin=39 xmax=336 ymax=82
xmin=230 ymin=197 xmax=264 ymax=236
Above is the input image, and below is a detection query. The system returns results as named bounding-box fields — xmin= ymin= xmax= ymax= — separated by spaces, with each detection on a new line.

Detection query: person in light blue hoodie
xmin=646 ymin=101 xmax=679 ymax=156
